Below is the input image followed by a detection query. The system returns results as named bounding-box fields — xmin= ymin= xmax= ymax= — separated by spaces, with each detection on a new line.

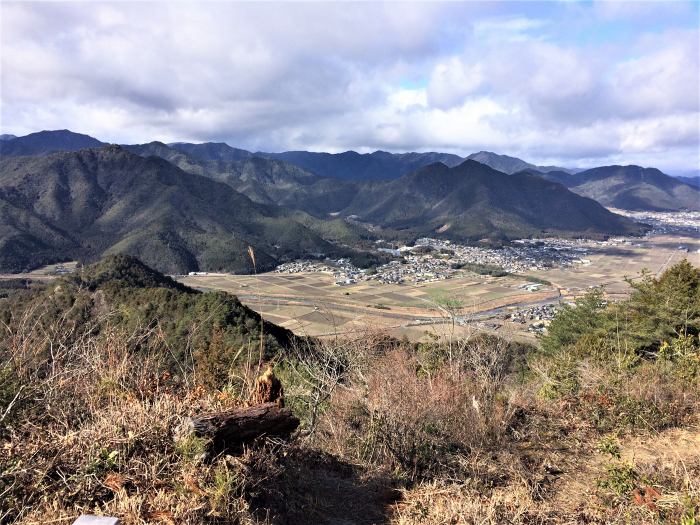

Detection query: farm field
xmin=179 ymin=233 xmax=699 ymax=341
xmin=180 ymin=270 xmax=559 ymax=339
xmin=529 ymin=233 xmax=700 ymax=299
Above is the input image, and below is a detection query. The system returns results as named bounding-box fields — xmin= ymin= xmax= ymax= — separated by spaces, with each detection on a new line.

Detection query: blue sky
xmin=1 ymin=1 xmax=698 ymax=173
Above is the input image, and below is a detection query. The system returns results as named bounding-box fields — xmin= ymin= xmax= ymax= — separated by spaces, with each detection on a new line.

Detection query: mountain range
xmin=1 ymin=129 xmax=694 ymax=273
xmin=526 ymin=166 xmax=700 ymax=212
xmin=120 ymin=139 xmax=643 ymax=235
xmin=465 ymin=151 xmax=574 ymax=175
xmin=258 ymin=149 xmax=465 ymax=181
xmin=0 ymin=129 xmax=105 ymax=156
xmin=675 ymin=175 xmax=700 ymax=189
xmin=0 ymin=145 xmax=367 ymax=273
xmin=332 ymin=161 xmax=643 ymax=240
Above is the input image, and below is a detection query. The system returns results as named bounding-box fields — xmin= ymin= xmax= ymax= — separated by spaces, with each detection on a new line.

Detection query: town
xmin=276 ymin=236 xmax=628 ymax=285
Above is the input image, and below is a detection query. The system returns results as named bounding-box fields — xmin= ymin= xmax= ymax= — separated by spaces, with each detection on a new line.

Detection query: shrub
xmin=316 ymin=342 xmax=517 ymax=481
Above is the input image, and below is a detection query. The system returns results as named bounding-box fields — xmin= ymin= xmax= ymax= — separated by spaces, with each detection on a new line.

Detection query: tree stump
xmin=249 ymin=365 xmax=284 ymax=406
xmin=177 ymin=402 xmax=299 ymax=454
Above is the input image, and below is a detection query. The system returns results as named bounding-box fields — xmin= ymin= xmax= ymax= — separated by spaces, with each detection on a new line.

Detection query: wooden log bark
xmin=177 ymin=402 xmax=299 ymax=454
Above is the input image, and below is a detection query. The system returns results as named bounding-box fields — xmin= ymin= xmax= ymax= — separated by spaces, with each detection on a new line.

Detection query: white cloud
xmin=0 ymin=1 xmax=698 ymax=172
xmin=427 ymin=58 xmax=484 ymax=109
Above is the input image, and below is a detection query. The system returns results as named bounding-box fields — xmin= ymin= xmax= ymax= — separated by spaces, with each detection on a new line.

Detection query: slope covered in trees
xmin=0 ymin=146 xmax=346 ymax=273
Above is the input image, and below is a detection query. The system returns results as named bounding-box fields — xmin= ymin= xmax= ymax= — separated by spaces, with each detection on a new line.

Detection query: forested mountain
xmin=466 ymin=151 xmax=573 ymax=175
xmin=0 ymin=145 xmax=346 ymax=273
xmin=526 ymin=165 xmax=700 ymax=211
xmin=0 ymin=134 xmax=17 ymax=141
xmin=125 ymin=142 xmax=645 ymax=243
xmin=257 ymin=149 xmax=465 ymax=181
xmin=0 ymin=133 xmax=664 ymax=273
xmin=168 ymin=141 xmax=255 ymax=162
xmin=124 ymin=141 xmax=357 ymax=215
xmin=336 ymin=160 xmax=644 ymax=240
xmin=0 ymin=129 xmax=105 ymax=156
xmin=674 ymin=175 xmax=700 ymax=189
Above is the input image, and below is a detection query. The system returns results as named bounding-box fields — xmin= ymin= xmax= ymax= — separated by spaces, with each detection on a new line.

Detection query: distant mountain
xmin=0 ymin=145 xmax=344 ymax=274
xmin=126 ymin=142 xmax=644 ymax=241
xmin=168 ymin=141 xmax=254 ymax=162
xmin=0 ymin=134 xmax=17 ymax=141
xmin=0 ymin=130 xmax=105 ymax=156
xmin=337 ymin=161 xmax=644 ymax=241
xmin=466 ymin=151 xmax=572 ymax=175
xmin=125 ymin=141 xmax=358 ymax=216
xmin=674 ymin=175 xmax=700 ymax=189
xmin=257 ymin=150 xmax=465 ymax=181
xmin=538 ymin=165 xmax=700 ymax=212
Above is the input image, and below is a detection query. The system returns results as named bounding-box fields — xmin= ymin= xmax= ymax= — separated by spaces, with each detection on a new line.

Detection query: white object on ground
xmin=73 ymin=517 xmax=120 ymax=525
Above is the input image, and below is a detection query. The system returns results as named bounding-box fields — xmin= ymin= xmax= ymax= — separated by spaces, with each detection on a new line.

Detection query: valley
xmin=4 ymin=3 xmax=700 ymax=523
xmin=179 ymin=224 xmax=699 ymax=341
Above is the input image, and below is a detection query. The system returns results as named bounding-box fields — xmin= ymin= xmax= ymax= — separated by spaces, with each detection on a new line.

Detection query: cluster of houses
xmin=505 ymin=303 xmax=559 ymax=333
xmin=610 ymin=209 xmax=700 ymax=235
xmin=274 ymin=236 xmax=617 ymax=286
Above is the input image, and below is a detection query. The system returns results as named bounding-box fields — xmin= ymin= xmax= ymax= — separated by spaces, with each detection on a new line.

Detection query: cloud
xmin=472 ymin=16 xmax=549 ymax=43
xmin=1 ymin=1 xmax=698 ymax=171
xmin=427 ymin=58 xmax=484 ymax=110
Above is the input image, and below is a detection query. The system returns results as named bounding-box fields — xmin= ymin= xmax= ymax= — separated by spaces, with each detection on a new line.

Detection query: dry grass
xmin=0 ymin=309 xmax=263 ymax=524
xmin=1 ymin=304 xmax=698 ymax=524
xmin=313 ymin=336 xmax=522 ymax=481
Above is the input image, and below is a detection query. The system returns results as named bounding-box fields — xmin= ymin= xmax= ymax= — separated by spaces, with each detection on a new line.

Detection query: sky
xmin=1 ymin=1 xmax=699 ymax=173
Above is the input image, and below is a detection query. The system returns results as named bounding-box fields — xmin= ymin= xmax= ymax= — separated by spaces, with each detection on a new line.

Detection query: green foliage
xmin=681 ymin=497 xmax=699 ymax=525
xmin=624 ymin=260 xmax=700 ymax=352
xmin=537 ymin=350 xmax=580 ymax=399
xmin=597 ymin=461 xmax=639 ymax=497
xmin=68 ymin=254 xmax=191 ymax=292
xmin=175 ymin=435 xmax=210 ymax=463
xmin=205 ymin=461 xmax=246 ymax=517
xmin=658 ymin=334 xmax=700 ymax=383
xmin=452 ymin=262 xmax=510 ymax=277
xmin=586 ymin=387 xmax=673 ymax=433
xmin=194 ymin=329 xmax=246 ymax=390
xmin=87 ymin=448 xmax=120 ymax=476
xmin=520 ymin=275 xmax=552 ymax=286
xmin=535 ymin=261 xmax=700 ymax=436
xmin=541 ymin=260 xmax=700 ymax=359
xmin=539 ymin=288 xmax=609 ymax=355
xmin=597 ymin=435 xmax=622 ymax=460
xmin=0 ymin=256 xmax=296 ymax=391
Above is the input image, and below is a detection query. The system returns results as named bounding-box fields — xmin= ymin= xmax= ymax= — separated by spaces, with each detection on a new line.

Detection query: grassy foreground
xmin=0 ymin=257 xmax=698 ymax=524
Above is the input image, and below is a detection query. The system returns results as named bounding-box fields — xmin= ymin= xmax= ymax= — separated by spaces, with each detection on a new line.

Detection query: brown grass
xmin=1 ymin=308 xmax=698 ymax=524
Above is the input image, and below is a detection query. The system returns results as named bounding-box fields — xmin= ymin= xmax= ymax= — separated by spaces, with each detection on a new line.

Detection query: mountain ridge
xmin=466 ymin=151 xmax=574 ymax=175
xmin=334 ymin=159 xmax=644 ymax=241
xmin=0 ymin=129 xmax=106 ymax=156
xmin=0 ymin=145 xmax=349 ymax=273
xmin=523 ymin=165 xmax=700 ymax=212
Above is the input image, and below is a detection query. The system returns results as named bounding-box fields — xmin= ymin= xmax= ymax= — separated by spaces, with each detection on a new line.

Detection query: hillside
xmin=125 ymin=143 xmax=646 ymax=242
xmin=125 ymin=142 xmax=358 ymax=215
xmin=339 ymin=160 xmax=645 ymax=241
xmin=168 ymin=141 xmax=254 ymax=162
xmin=0 ymin=254 xmax=296 ymax=376
xmin=258 ymin=149 xmax=465 ymax=181
xmin=546 ymin=165 xmax=699 ymax=211
xmin=0 ymin=145 xmax=342 ymax=273
xmin=0 ymin=129 xmax=105 ymax=156
xmin=0 ymin=134 xmax=17 ymax=141
xmin=467 ymin=151 xmax=572 ymax=174
xmin=676 ymin=175 xmax=700 ymax=188
xmin=2 ymin=258 xmax=698 ymax=524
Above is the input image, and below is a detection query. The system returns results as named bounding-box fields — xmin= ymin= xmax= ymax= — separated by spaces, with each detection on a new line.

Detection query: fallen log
xmin=177 ymin=402 xmax=299 ymax=454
